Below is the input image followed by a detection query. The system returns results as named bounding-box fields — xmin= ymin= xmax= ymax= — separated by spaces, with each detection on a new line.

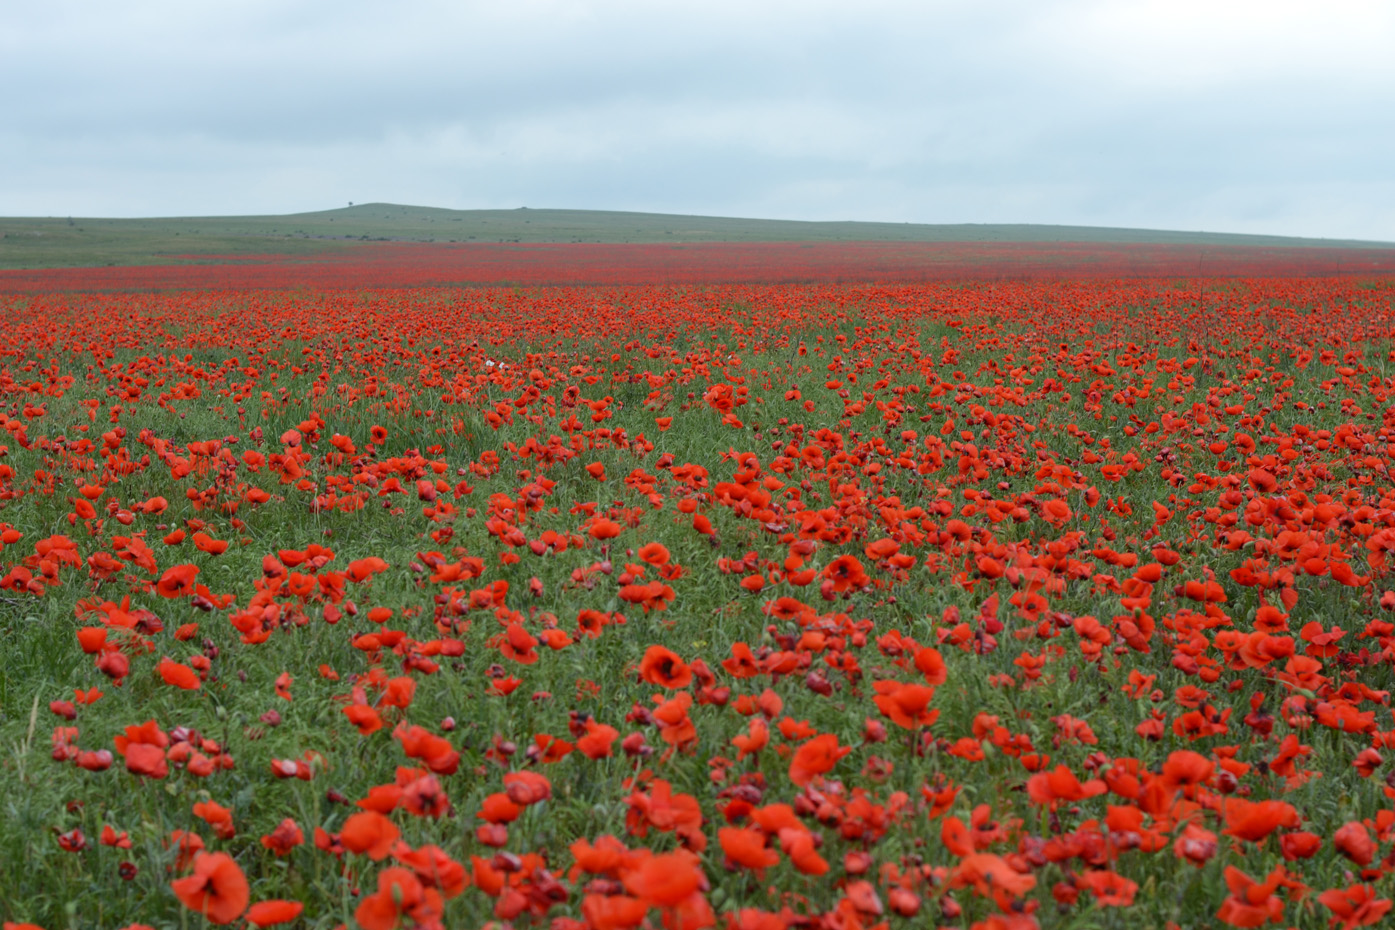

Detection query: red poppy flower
xmin=346 ymin=557 xmax=389 ymax=582
xmin=260 ymin=819 xmax=304 ymax=856
xmin=638 ymin=645 xmax=692 ymax=689
xmin=170 ymin=852 xmax=249 ymax=925
xmin=637 ymin=542 xmax=670 ymax=565
xmin=245 ymin=900 xmax=303 ymax=928
xmin=577 ymin=719 xmax=619 ymax=759
xmin=355 ymin=867 xmax=443 ymax=930
xmin=719 ymin=827 xmax=779 ymax=871
xmin=622 ymin=850 xmax=704 ymax=907
xmin=788 ymin=733 xmax=851 ymax=786
xmin=338 ymin=810 xmax=399 ymax=860
xmin=822 ymin=555 xmax=869 ymax=593
xmin=124 ymin=743 xmax=168 ymax=779
xmin=1222 ymin=798 xmax=1300 ymax=842
xmin=157 ymin=657 xmax=201 ymax=690
xmin=589 ymin=519 xmax=622 ymax=540
xmin=1319 ymin=884 xmax=1392 ymax=928
xmin=872 ymin=681 xmax=939 ymax=730
xmin=155 ymin=564 xmax=199 ymax=598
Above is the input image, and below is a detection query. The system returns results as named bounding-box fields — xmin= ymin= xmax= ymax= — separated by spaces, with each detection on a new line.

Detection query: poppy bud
xmin=476 ymin=823 xmax=509 ymax=847
xmin=76 ymin=750 xmax=112 ymax=771
xmin=698 ymin=686 xmax=731 ymax=707
xmin=492 ymin=852 xmax=524 ymax=873
xmin=96 ymin=650 xmax=129 ymax=682
xmin=887 ymin=888 xmax=920 ymax=918
xmin=1334 ymin=821 xmax=1376 ymax=866
xmin=1279 ymin=831 xmax=1322 ymax=860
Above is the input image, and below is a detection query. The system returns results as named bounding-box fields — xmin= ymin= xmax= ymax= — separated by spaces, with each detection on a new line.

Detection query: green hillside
xmin=2 ymin=203 xmax=1392 ymax=270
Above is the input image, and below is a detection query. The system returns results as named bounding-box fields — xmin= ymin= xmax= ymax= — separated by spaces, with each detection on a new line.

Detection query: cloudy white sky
xmin=4 ymin=0 xmax=1394 ymax=239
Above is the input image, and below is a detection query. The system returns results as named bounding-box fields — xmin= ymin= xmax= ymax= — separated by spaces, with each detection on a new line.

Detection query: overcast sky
xmin=4 ymin=0 xmax=1394 ymax=239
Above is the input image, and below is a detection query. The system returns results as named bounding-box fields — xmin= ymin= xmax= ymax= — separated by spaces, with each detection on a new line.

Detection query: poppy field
xmin=4 ymin=268 xmax=1395 ymax=930
xmin=6 ymin=238 xmax=1395 ymax=292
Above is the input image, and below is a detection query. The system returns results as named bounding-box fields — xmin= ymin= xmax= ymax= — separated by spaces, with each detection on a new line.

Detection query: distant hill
xmin=2 ymin=203 xmax=1392 ymax=270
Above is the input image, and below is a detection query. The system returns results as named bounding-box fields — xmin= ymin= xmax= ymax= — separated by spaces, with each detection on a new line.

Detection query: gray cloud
xmin=4 ymin=0 xmax=1393 ymax=239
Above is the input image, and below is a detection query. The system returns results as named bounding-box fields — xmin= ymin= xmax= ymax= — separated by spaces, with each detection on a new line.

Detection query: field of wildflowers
xmin=2 ymin=261 xmax=1395 ymax=929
